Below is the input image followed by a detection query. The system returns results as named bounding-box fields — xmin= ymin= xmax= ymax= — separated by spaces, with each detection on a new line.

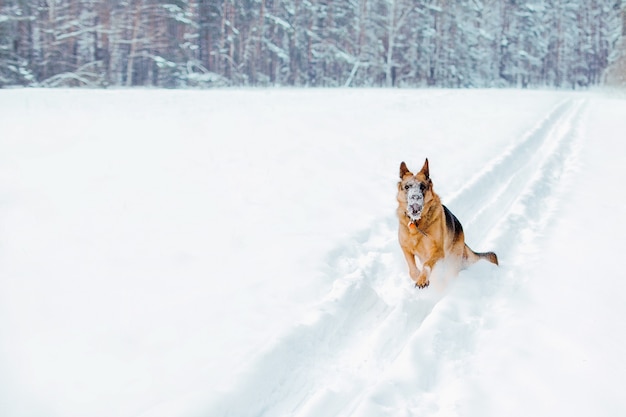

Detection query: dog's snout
xmin=406 ymin=184 xmax=424 ymax=222
xmin=407 ymin=187 xmax=423 ymax=200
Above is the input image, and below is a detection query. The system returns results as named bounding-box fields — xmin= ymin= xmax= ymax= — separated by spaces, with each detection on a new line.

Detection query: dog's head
xmin=397 ymin=158 xmax=433 ymax=222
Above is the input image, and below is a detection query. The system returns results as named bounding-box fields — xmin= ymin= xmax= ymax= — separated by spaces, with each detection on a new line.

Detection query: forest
xmin=0 ymin=0 xmax=624 ymax=89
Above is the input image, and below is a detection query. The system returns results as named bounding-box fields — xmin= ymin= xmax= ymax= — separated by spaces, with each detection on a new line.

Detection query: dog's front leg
xmin=401 ymin=247 xmax=422 ymax=285
xmin=416 ymin=247 xmax=444 ymax=289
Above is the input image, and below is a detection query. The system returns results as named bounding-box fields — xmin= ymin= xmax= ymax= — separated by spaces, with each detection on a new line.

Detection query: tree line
xmin=0 ymin=0 xmax=623 ymax=89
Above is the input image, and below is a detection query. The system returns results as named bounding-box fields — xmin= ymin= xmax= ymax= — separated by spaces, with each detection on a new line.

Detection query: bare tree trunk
xmin=228 ymin=2 xmax=235 ymax=80
xmin=49 ymin=0 xmax=55 ymax=28
xmin=555 ymin=3 xmax=563 ymax=87
xmin=254 ymin=0 xmax=265 ymax=83
xmin=288 ymin=0 xmax=300 ymax=85
xmin=219 ymin=0 xmax=227 ymax=76
xmin=197 ymin=0 xmax=211 ymax=71
xmin=45 ymin=0 xmax=57 ymax=79
xmin=307 ymin=7 xmax=313 ymax=82
xmin=126 ymin=0 xmax=142 ymax=86
xmin=358 ymin=0 xmax=367 ymax=57
xmin=385 ymin=0 xmax=396 ymax=87
xmin=100 ymin=3 xmax=111 ymax=84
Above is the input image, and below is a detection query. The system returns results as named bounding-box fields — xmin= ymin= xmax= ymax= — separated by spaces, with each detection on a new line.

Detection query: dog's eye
xmin=404 ymin=185 xmax=410 ymax=190
xmin=419 ymin=183 xmax=426 ymax=192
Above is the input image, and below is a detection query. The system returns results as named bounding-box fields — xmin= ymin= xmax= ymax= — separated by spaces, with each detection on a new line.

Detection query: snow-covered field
xmin=1 ymin=88 xmax=625 ymax=417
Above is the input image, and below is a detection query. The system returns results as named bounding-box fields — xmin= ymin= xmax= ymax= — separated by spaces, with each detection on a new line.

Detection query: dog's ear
xmin=419 ymin=158 xmax=430 ymax=180
xmin=399 ymin=161 xmax=410 ymax=178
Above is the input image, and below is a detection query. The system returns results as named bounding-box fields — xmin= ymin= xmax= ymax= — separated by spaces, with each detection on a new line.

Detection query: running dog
xmin=397 ymin=158 xmax=498 ymax=288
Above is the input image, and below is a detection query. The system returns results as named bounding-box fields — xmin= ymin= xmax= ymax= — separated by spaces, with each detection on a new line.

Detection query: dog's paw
xmin=415 ymin=270 xmax=430 ymax=289
xmin=409 ymin=268 xmax=429 ymax=289
xmin=415 ymin=279 xmax=430 ymax=289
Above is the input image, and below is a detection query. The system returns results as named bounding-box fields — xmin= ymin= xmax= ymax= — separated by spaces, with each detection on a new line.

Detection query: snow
xmin=1 ymin=88 xmax=625 ymax=417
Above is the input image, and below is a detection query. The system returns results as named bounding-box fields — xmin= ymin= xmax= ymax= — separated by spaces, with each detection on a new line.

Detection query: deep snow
xmin=0 ymin=89 xmax=625 ymax=417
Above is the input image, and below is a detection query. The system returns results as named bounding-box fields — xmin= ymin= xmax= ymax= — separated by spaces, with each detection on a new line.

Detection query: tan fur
xmin=397 ymin=159 xmax=498 ymax=288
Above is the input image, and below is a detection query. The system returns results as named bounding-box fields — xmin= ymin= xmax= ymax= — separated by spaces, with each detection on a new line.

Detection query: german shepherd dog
xmin=397 ymin=159 xmax=498 ymax=288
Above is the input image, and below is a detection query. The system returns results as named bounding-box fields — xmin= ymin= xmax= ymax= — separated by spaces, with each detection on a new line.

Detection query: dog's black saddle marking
xmin=443 ymin=205 xmax=463 ymax=243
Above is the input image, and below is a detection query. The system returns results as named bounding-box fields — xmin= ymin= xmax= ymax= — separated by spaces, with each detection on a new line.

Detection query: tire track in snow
xmin=445 ymin=98 xmax=578 ymax=240
xmin=203 ymin=98 xmax=588 ymax=417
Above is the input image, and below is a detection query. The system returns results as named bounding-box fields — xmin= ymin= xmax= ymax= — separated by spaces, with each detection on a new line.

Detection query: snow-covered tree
xmin=0 ymin=0 xmax=623 ymax=88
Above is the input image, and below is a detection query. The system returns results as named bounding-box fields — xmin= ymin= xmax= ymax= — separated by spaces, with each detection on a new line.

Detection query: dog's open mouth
xmin=407 ymin=187 xmax=424 ymax=221
xmin=409 ymin=203 xmax=422 ymax=219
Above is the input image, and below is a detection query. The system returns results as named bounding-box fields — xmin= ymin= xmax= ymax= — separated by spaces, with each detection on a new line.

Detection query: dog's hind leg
xmin=463 ymin=244 xmax=499 ymax=268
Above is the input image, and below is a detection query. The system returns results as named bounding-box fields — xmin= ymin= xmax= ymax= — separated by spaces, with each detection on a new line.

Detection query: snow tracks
xmin=205 ymin=98 xmax=588 ymax=417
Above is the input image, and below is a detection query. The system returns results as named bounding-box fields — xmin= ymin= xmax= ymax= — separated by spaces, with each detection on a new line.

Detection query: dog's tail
xmin=463 ymin=244 xmax=499 ymax=268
